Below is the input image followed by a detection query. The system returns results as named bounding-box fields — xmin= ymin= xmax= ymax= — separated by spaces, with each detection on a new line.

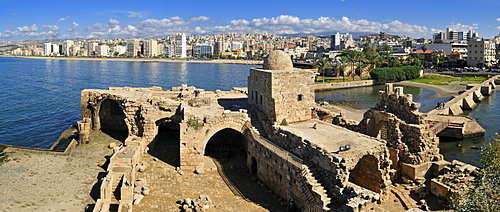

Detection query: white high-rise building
xmin=143 ymin=40 xmax=158 ymax=57
xmin=126 ymin=40 xmax=141 ymax=56
xmin=111 ymin=45 xmax=127 ymax=56
xmin=330 ymin=32 xmax=352 ymax=51
xmin=231 ymin=41 xmax=243 ymax=51
xmin=83 ymin=41 xmax=98 ymax=56
xmin=96 ymin=45 xmax=109 ymax=57
xmin=44 ymin=43 xmax=52 ymax=56
xmin=62 ymin=40 xmax=74 ymax=56
xmin=174 ymin=33 xmax=187 ymax=58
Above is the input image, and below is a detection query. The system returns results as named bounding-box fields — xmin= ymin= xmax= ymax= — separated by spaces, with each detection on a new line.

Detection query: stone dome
xmin=263 ymin=50 xmax=293 ymax=70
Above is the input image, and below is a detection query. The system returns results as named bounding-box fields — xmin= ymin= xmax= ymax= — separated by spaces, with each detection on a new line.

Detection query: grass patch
xmin=186 ymin=119 xmax=204 ymax=130
xmin=409 ymin=74 xmax=488 ymax=85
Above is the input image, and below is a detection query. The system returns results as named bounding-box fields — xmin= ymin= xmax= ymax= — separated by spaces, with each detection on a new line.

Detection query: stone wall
xmin=270 ymin=126 xmax=392 ymax=205
xmin=313 ymin=80 xmax=379 ymax=91
xmin=358 ymin=84 xmax=442 ymax=165
xmin=248 ymin=67 xmax=315 ymax=125
xmin=179 ymin=111 xmax=250 ymax=172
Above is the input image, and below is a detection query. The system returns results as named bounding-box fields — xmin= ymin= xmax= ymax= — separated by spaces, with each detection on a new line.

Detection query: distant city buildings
xmin=6 ymin=30 xmax=500 ymax=67
xmin=330 ymin=32 xmax=353 ymax=51
xmin=433 ymin=28 xmax=479 ymax=41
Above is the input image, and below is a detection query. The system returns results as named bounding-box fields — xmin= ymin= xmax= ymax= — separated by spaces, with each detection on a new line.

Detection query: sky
xmin=1 ymin=0 xmax=500 ymax=42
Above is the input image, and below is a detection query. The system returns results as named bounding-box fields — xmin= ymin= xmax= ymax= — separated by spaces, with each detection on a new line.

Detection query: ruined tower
xmin=247 ymin=50 xmax=315 ymax=125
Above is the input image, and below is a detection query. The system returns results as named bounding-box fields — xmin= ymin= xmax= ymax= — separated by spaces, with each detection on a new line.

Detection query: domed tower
xmin=248 ymin=50 xmax=315 ymax=125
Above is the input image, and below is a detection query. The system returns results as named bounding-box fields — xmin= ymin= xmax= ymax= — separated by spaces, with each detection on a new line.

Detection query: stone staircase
xmin=249 ymin=111 xmax=268 ymax=138
xmin=301 ymin=163 xmax=333 ymax=210
xmin=379 ymin=123 xmax=388 ymax=140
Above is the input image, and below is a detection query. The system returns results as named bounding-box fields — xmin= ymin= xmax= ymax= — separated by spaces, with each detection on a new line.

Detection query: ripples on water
xmin=0 ymin=57 xmax=253 ymax=148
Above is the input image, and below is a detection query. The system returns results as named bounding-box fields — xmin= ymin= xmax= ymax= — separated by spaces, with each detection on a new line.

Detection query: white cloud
xmin=67 ymin=22 xmax=79 ymax=32
xmin=447 ymin=23 xmax=478 ymax=32
xmin=496 ymin=18 xmax=500 ymax=21
xmin=1 ymin=15 xmax=436 ymax=42
xmin=189 ymin=16 xmax=210 ymax=22
xmin=59 ymin=16 xmax=70 ymax=22
xmin=42 ymin=25 xmax=59 ymax=31
xmin=17 ymin=24 xmax=39 ymax=32
xmin=109 ymin=19 xmax=120 ymax=26
xmin=128 ymin=13 xmax=139 ymax=18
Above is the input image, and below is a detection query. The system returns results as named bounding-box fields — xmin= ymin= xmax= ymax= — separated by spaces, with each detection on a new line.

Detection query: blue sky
xmin=1 ymin=0 xmax=499 ymax=42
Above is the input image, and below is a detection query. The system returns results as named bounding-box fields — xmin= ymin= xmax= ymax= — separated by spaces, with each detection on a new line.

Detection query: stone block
xmin=481 ymin=85 xmax=492 ymax=96
xmin=401 ymin=162 xmax=432 ymax=180
xmin=430 ymin=179 xmax=451 ymax=198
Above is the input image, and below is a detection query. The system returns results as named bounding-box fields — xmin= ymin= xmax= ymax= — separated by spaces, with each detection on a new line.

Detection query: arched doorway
xmin=148 ymin=118 xmax=180 ymax=167
xmin=349 ymin=155 xmax=383 ymax=193
xmin=98 ymin=99 xmax=128 ymax=142
xmin=205 ymin=128 xmax=247 ymax=160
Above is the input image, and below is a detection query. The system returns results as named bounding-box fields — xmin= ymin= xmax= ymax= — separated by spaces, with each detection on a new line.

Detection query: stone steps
xmin=302 ymin=164 xmax=332 ymax=210
xmin=249 ymin=112 xmax=268 ymax=138
xmin=391 ymin=187 xmax=419 ymax=210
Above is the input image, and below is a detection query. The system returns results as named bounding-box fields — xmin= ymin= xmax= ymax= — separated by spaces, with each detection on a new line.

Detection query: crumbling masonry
xmin=79 ymin=50 xmax=484 ymax=212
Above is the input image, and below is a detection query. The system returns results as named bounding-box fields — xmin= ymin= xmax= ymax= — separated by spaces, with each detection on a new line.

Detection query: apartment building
xmin=467 ymin=39 xmax=497 ymax=67
xmin=174 ymin=33 xmax=187 ymax=58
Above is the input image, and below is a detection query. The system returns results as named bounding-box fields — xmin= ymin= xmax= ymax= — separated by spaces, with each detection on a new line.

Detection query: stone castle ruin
xmin=79 ymin=50 xmax=488 ymax=211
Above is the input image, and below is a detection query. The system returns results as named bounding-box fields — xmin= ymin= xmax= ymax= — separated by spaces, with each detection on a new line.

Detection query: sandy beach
xmin=394 ymin=81 xmax=465 ymax=99
xmin=11 ymin=56 xmax=263 ymax=65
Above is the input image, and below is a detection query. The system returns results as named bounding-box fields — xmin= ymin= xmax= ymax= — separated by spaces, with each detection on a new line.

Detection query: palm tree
xmin=337 ymin=56 xmax=348 ymax=82
xmin=314 ymin=57 xmax=331 ymax=83
xmin=354 ymin=52 xmax=367 ymax=80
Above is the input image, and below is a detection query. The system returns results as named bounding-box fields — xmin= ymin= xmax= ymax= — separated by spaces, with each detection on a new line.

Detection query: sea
xmin=0 ymin=57 xmax=252 ymax=148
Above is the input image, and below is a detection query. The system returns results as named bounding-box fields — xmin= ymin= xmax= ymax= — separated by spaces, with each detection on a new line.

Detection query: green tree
xmin=314 ymin=56 xmax=331 ymax=83
xmin=450 ymin=136 xmax=500 ymax=212
xmin=341 ymin=50 xmax=364 ymax=81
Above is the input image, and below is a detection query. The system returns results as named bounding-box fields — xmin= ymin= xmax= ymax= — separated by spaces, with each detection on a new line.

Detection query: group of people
xmin=436 ymin=102 xmax=446 ymax=109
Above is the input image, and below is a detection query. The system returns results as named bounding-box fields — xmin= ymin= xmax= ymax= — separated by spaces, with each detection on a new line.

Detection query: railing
xmin=429 ymin=120 xmax=449 ymax=135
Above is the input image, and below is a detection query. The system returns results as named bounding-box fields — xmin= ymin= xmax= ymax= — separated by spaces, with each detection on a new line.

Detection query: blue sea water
xmin=0 ymin=57 xmax=254 ymax=148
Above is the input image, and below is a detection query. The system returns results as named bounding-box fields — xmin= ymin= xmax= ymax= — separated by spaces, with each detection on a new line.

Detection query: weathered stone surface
xmin=263 ymin=50 xmax=293 ymax=70
xmin=358 ymin=84 xmax=441 ymax=165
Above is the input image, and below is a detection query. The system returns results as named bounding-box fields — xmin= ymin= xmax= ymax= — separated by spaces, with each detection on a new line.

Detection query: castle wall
xmin=248 ymin=68 xmax=315 ymax=124
xmin=270 ymin=127 xmax=392 ymax=204
xmin=358 ymin=85 xmax=442 ymax=165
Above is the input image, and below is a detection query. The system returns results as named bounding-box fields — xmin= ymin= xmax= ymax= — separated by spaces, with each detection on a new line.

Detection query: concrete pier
xmin=425 ymin=75 xmax=499 ymax=138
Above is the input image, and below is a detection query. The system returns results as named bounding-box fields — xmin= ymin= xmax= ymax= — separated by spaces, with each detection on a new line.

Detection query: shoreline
xmin=5 ymin=55 xmax=264 ymax=65
xmin=394 ymin=81 xmax=464 ymax=99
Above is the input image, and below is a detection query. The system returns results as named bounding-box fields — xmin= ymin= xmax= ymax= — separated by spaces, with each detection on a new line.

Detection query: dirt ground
xmin=0 ymin=131 xmax=115 ymax=212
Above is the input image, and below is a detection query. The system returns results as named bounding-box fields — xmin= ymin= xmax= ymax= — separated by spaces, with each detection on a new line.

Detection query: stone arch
xmin=179 ymin=115 xmax=251 ymax=172
xmin=204 ymin=128 xmax=248 ymax=159
xmin=97 ymin=99 xmax=128 ymax=142
xmin=348 ymin=155 xmax=383 ymax=193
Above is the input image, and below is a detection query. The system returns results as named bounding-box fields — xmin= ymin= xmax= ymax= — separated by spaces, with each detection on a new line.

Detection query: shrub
xmin=370 ymin=66 xmax=421 ymax=83
xmin=280 ymin=118 xmax=288 ymax=126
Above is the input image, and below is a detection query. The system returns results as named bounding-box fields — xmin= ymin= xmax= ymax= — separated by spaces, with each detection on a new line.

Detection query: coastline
xmin=394 ymin=81 xmax=464 ymax=99
xmin=7 ymin=55 xmax=264 ymax=65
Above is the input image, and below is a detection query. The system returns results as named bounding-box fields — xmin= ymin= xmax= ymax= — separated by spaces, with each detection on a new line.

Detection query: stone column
xmin=77 ymin=118 xmax=92 ymax=144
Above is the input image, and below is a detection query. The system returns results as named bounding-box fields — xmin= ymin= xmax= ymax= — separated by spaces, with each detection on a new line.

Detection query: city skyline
xmin=1 ymin=0 xmax=500 ymax=42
